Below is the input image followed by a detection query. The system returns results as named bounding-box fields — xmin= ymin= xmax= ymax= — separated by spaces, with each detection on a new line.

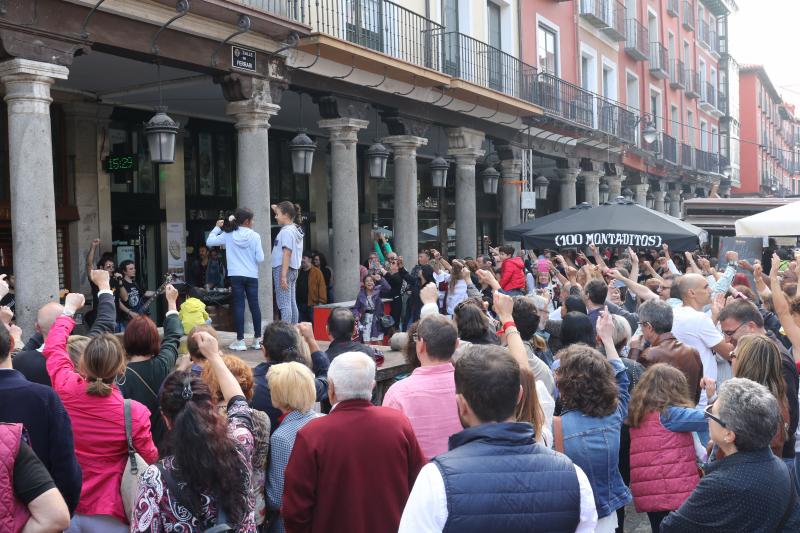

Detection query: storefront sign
xmin=231 ymin=46 xmax=256 ymax=72
xmin=554 ymin=232 xmax=663 ymax=248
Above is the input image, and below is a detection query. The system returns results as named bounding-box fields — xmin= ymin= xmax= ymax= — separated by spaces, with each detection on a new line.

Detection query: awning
xmin=735 ymin=200 xmax=800 ymax=237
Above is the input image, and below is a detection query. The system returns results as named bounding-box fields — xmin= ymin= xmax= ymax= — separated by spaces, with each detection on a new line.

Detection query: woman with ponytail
xmin=207 ymin=207 xmax=265 ymax=351
xmin=44 ymin=292 xmax=158 ymax=532
xmin=131 ymin=331 xmax=256 ymax=532
xmin=271 ymin=201 xmax=304 ymax=324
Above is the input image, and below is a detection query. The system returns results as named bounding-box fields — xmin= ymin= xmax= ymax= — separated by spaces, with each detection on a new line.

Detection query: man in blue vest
xmin=399 ymin=344 xmax=598 ymax=532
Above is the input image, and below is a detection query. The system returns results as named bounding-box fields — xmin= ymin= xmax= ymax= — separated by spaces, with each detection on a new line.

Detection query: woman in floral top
xmin=131 ymin=331 xmax=256 ymax=532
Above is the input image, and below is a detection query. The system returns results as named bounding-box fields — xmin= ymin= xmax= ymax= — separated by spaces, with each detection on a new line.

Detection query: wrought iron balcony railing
xmin=698 ymin=19 xmax=710 ymax=48
xmin=685 ymin=69 xmax=701 ymax=98
xmin=649 ymin=42 xmax=669 ymax=79
xmin=695 ymin=148 xmax=720 ymax=173
xmin=236 ymin=0 xmax=306 ymax=19
xmin=537 ymin=72 xmax=595 ymax=129
xmin=670 ymin=59 xmax=685 ymax=89
xmin=663 ymin=133 xmax=678 ymax=163
xmin=701 ymin=81 xmax=716 ymax=110
xmin=598 ymin=97 xmax=637 ymax=143
xmin=433 ymin=30 xmax=537 ymax=103
xmin=682 ymin=0 xmax=695 ymax=30
xmin=305 ymin=0 xmax=445 ymax=70
xmin=681 ymin=143 xmax=694 ymax=168
xmin=625 ymin=18 xmax=648 ymax=60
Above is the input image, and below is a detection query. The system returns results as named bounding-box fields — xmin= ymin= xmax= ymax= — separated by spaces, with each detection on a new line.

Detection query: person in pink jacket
xmin=626 ymin=364 xmax=709 ymax=533
xmin=44 ymin=289 xmax=158 ymax=532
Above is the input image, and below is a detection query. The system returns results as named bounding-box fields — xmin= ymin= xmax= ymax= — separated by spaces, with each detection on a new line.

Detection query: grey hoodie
xmin=206 ymin=226 xmax=264 ymax=278
xmin=271 ymin=224 xmax=304 ymax=270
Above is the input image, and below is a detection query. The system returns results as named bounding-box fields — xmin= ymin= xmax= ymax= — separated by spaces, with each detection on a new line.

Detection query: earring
xmin=115 ymin=372 xmax=127 ymax=387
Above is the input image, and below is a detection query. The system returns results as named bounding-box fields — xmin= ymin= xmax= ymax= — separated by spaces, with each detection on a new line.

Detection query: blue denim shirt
xmin=561 ymin=358 xmax=632 ymax=518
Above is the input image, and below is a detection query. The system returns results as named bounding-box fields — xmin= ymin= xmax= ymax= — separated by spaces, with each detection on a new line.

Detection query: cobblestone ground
xmin=220 ymin=332 xmax=655 ymax=532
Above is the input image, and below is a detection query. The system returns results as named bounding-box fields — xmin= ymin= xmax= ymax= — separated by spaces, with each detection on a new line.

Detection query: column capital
xmin=557 ymin=167 xmax=581 ymax=183
xmin=448 ymin=147 xmax=485 ymax=166
xmin=654 ymin=190 xmax=668 ymax=200
xmin=226 ymin=99 xmax=280 ymax=131
xmin=0 ymin=58 xmax=68 ymax=82
xmin=318 ymin=118 xmax=369 ymax=143
xmin=382 ymin=135 xmax=428 ymax=157
xmin=500 ymin=158 xmax=523 ymax=179
xmin=580 ymin=170 xmax=604 ymax=183
xmin=62 ymin=102 xmax=114 ymax=122
xmin=446 ymin=127 xmax=485 ymax=151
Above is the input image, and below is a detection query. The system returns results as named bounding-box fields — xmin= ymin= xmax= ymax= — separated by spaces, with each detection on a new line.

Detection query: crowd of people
xmin=3 ymin=201 xmax=800 ymax=532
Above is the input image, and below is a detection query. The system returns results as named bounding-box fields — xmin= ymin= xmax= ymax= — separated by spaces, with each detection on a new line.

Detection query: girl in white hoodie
xmin=207 ymin=207 xmax=264 ymax=350
xmin=271 ymin=202 xmax=304 ymax=324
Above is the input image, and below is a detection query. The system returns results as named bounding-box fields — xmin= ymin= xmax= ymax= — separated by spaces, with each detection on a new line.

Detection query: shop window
xmin=184 ymin=128 xmax=235 ymax=198
xmin=107 ymin=125 xmax=157 ymax=195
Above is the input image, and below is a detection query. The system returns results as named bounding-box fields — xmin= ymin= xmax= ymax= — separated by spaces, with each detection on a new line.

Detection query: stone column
xmin=606 ymin=172 xmax=624 ymax=200
xmin=633 ymin=183 xmax=650 ymax=206
xmin=499 ymin=146 xmax=523 ymax=247
xmin=557 ymin=167 xmax=580 ymax=210
xmin=719 ymin=180 xmax=731 ymax=198
xmin=683 ymin=185 xmax=696 ymax=201
xmin=447 ymin=128 xmax=485 ymax=259
xmin=653 ymin=189 xmax=667 ymax=213
xmin=319 ymin=118 xmax=369 ymax=302
xmin=669 ymin=190 xmax=682 ymax=218
xmin=383 ymin=135 xmax=427 ymax=262
xmin=0 ymin=59 xmax=68 ymax=337
xmin=581 ymin=170 xmax=603 ymax=207
xmin=226 ymin=95 xmax=280 ymax=330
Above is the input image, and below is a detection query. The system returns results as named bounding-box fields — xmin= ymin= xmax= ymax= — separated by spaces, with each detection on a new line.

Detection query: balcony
xmin=700 ymin=81 xmax=716 ymax=113
xmin=709 ymin=30 xmax=720 ymax=57
xmin=718 ymin=90 xmax=728 ymax=115
xmin=696 ymin=148 xmax=720 ymax=173
xmin=537 ymin=72 xmax=595 ymax=129
xmin=682 ymin=0 xmax=695 ymax=30
xmin=303 ymin=0 xmax=445 ymax=71
xmin=681 ymin=143 xmax=694 ymax=168
xmin=667 ymin=0 xmax=679 ymax=17
xmin=625 ymin=19 xmax=649 ymax=61
xmin=579 ymin=0 xmax=627 ymax=41
xmin=437 ymin=31 xmax=537 ymax=104
xmin=670 ymin=59 xmax=685 ymax=89
xmin=663 ymin=133 xmax=678 ymax=164
xmin=698 ymin=19 xmax=710 ymax=50
xmin=598 ymin=97 xmax=638 ymax=144
xmin=649 ymin=42 xmax=669 ymax=79
xmin=685 ymin=69 xmax=701 ymax=98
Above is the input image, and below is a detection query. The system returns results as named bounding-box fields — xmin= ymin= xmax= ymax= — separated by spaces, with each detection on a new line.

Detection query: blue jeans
xmin=273 ymin=266 xmax=299 ymax=324
xmin=230 ymin=276 xmax=261 ymax=341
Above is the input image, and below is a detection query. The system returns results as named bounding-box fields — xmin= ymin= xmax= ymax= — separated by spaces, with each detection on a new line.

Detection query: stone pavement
xmin=216 ymin=331 xmax=655 ymax=531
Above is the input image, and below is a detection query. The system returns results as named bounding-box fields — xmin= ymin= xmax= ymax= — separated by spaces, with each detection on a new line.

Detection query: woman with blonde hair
xmin=515 ymin=367 xmax=553 ymax=447
xmin=202 ymin=355 xmax=271 ymax=529
xmin=732 ymin=334 xmax=790 ymax=457
xmin=44 ymin=293 xmax=158 ymax=531
xmin=627 ymin=364 xmax=708 ymax=532
xmin=266 ymin=361 xmax=320 ymax=533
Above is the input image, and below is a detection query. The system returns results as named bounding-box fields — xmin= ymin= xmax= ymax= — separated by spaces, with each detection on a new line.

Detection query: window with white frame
xmin=537 ymin=23 xmax=558 ymax=75
xmin=700 ymin=119 xmax=708 ymax=151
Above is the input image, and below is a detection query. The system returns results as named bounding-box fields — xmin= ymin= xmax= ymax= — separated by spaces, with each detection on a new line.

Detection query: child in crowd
xmin=179 ymin=286 xmax=211 ymax=336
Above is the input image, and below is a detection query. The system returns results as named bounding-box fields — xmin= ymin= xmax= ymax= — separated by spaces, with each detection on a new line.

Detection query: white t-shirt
xmin=671 ymin=305 xmax=723 ymax=407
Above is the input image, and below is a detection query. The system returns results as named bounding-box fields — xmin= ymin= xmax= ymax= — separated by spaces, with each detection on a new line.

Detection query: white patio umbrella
xmin=735 ymin=200 xmax=800 ymax=236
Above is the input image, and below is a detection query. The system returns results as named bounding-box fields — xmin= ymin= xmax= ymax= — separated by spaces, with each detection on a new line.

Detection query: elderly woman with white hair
xmin=661 ymin=378 xmax=800 ymax=531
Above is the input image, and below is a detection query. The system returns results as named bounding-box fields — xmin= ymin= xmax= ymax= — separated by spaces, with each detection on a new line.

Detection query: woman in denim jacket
xmin=555 ymin=308 xmax=631 ymax=533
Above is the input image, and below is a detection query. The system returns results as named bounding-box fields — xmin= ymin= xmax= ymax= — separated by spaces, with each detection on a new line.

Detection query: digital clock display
xmin=104 ymin=155 xmax=137 ymax=173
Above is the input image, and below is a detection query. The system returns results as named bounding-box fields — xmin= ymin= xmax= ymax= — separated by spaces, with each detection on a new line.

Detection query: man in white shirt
xmin=671 ymin=273 xmax=733 ymax=407
xmin=399 ymin=344 xmax=597 ymax=533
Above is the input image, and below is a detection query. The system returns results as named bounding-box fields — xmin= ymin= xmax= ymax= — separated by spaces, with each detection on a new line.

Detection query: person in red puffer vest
xmin=627 ymin=364 xmax=709 ymax=533
xmin=494 ymin=246 xmax=526 ymax=295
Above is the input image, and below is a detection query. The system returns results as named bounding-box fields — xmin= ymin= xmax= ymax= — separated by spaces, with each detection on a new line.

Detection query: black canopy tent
xmin=503 ymin=203 xmax=593 ymax=242
xmin=520 ymin=200 xmax=707 ymax=251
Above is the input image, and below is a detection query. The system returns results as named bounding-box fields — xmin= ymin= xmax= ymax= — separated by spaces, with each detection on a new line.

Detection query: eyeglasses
xmin=721 ymin=322 xmax=746 ymax=338
xmin=704 ymin=404 xmax=727 ymax=428
xmin=637 ymin=321 xmax=651 ymax=329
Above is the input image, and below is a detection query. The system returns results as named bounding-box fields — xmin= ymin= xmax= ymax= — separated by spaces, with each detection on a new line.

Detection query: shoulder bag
xmin=121 ymin=399 xmax=150 ymax=520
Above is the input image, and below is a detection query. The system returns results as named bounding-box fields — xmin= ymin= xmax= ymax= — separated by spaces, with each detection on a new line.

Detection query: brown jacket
xmin=307 ymin=265 xmax=328 ymax=306
xmin=633 ymin=332 xmax=703 ymax=404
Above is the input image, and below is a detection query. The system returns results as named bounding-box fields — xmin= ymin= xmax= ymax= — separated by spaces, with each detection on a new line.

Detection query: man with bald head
xmin=13 ymin=270 xmax=116 ymax=386
xmin=670 ymin=273 xmax=733 ymax=408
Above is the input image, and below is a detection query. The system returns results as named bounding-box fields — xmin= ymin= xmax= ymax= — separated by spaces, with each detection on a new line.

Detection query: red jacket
xmin=629 ymin=411 xmax=699 ymax=513
xmin=0 ymin=423 xmax=30 ymax=533
xmin=282 ymin=399 xmax=426 ymax=533
xmin=499 ymin=256 xmax=526 ymax=291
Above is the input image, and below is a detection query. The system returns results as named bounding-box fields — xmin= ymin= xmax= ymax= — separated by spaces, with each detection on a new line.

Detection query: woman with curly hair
xmin=131 ymin=331 xmax=256 ymax=532
xmin=627 ymin=364 xmax=708 ymax=532
xmin=554 ymin=308 xmax=631 ymax=533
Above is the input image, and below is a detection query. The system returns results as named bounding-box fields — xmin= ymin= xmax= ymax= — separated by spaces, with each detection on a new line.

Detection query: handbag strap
xmin=126 ymin=366 xmax=159 ymax=401
xmin=553 ymin=416 xmax=565 ymax=454
xmin=123 ymin=399 xmax=138 ymax=475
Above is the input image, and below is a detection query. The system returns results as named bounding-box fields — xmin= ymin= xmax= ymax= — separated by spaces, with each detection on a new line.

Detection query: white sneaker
xmin=229 ymin=339 xmax=247 ymax=351
xmin=251 ymin=339 xmax=262 ymax=351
